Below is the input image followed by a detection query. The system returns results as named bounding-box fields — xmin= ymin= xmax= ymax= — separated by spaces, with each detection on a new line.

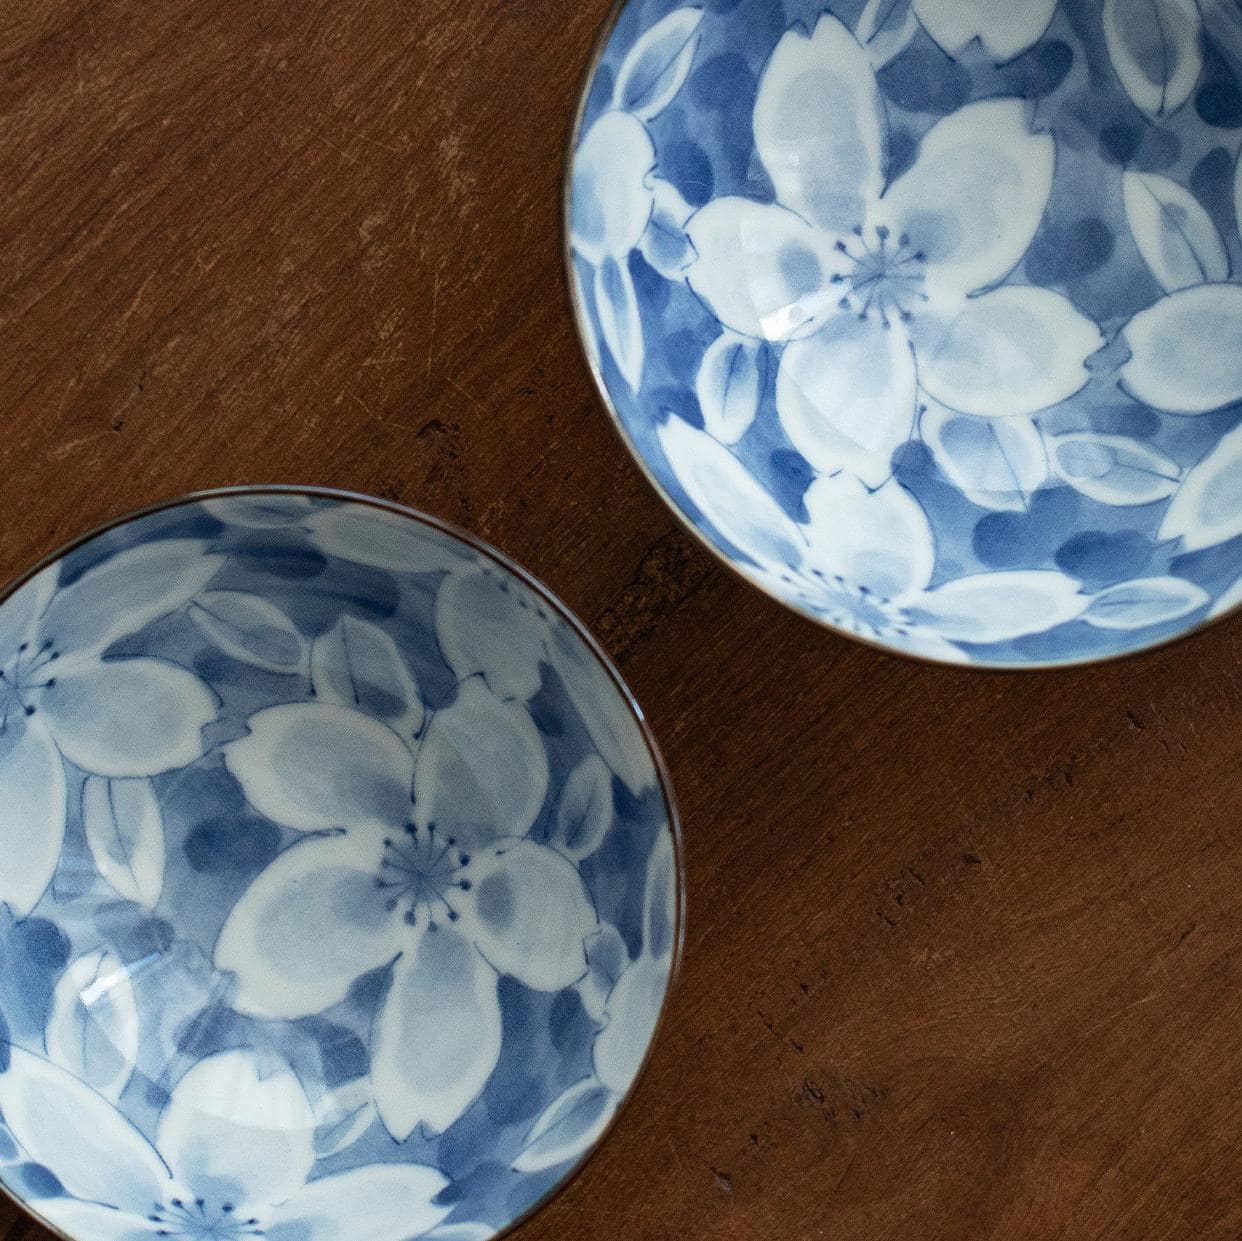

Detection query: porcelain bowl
xmin=567 ymin=0 xmax=1242 ymax=667
xmin=0 ymin=488 xmax=681 ymax=1241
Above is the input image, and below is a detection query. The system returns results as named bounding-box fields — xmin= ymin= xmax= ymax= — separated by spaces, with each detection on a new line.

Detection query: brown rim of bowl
xmin=558 ymin=0 xmax=1242 ymax=674
xmin=0 ymin=483 xmax=687 ymax=1241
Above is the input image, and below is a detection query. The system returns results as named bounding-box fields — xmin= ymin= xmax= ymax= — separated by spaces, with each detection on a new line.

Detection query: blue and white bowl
xmin=0 ymin=488 xmax=682 ymax=1241
xmin=568 ymin=0 xmax=1242 ymax=667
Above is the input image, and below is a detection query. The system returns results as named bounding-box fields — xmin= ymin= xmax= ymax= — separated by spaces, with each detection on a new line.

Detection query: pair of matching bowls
xmin=4 ymin=0 xmax=1242 ymax=1238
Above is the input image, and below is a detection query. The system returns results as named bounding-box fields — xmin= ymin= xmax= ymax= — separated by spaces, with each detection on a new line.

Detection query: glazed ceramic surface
xmin=0 ymin=490 xmax=680 ymax=1241
xmin=569 ymin=0 xmax=1242 ymax=666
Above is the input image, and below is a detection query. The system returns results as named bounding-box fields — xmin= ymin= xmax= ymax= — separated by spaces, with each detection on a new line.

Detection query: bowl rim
xmin=0 ymin=483 xmax=687 ymax=1241
xmin=558 ymin=0 xmax=1242 ymax=674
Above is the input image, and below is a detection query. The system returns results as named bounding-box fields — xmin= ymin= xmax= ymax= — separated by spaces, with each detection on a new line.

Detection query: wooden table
xmin=2 ymin=3 xmax=1241 ymax=1238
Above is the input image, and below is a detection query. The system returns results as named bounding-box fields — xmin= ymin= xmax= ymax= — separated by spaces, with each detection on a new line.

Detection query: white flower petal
xmin=461 ymin=838 xmax=597 ymax=991
xmin=612 ymin=7 xmax=704 ymax=121
xmin=776 ymin=316 xmax=918 ymax=487
xmin=223 ymin=703 xmax=414 ymax=833
xmin=435 ymin=567 xmax=549 ymax=701
xmin=372 ymin=927 xmax=502 ymax=1138
xmin=753 ymin=14 xmax=885 ymax=235
xmin=157 ymin=1052 xmax=315 ymax=1207
xmin=188 ymin=591 xmax=306 ymax=675
xmin=552 ymin=754 xmax=614 ymax=862
xmin=40 ymin=657 xmax=216 ymax=778
xmin=1103 ymin=0 xmax=1202 ymax=120
xmin=640 ymin=178 xmax=696 ymax=280
xmin=1123 ymin=171 xmax=1229 ymax=294
xmin=570 ymin=111 xmax=656 ymax=266
xmin=1120 ymin=284 xmax=1242 ymax=414
xmin=1083 ymin=577 xmax=1210 ymax=630
xmin=921 ymin=404 xmax=1047 ymax=512
xmin=82 ymin=775 xmax=165 ymax=909
xmin=696 ymin=331 xmax=765 ymax=445
xmin=912 ymin=570 xmax=1087 ymax=643
xmin=915 ymin=287 xmax=1102 ymax=418
xmin=413 ymin=679 xmax=548 ymax=848
xmin=655 ymin=415 xmax=805 ymax=569
xmin=0 ymin=718 xmax=66 ymax=919
xmin=1046 ymin=433 xmax=1181 ymax=506
xmin=512 ymin=1077 xmax=618 ymax=1174
xmin=268 ymin=1164 xmax=451 ymax=1241
xmin=802 ymin=473 xmax=935 ymax=599
xmin=310 ymin=615 xmax=424 ymax=740
xmin=643 ymin=828 xmax=678 ymax=964
xmin=594 ymin=254 xmax=645 ymax=393
xmin=214 ymin=833 xmax=400 ymax=1020
xmin=46 ymin=949 xmax=140 ymax=1104
xmin=304 ymin=505 xmax=470 ymax=576
xmin=27 ymin=1198 xmax=151 ymax=1241
xmin=0 ymin=566 xmax=54 ymax=660
xmin=541 ymin=623 xmax=659 ymax=799
xmin=592 ymin=955 xmax=669 ymax=1096
xmin=685 ymin=198 xmax=845 ymax=341
xmin=880 ymin=99 xmax=1053 ymax=295
xmin=40 ymin=540 xmax=221 ymax=660
xmin=0 ymin=1047 xmax=170 ymax=1210
xmin=912 ymin=0 xmax=1057 ymax=61
xmin=1158 ymin=422 xmax=1242 ymax=551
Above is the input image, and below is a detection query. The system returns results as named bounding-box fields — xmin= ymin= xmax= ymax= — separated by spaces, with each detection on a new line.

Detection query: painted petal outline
xmin=371 ymin=926 xmax=503 ymax=1138
xmin=777 ymin=315 xmax=918 ymax=487
xmin=1103 ymin=0 xmax=1202 ymax=119
xmin=156 ymin=1051 xmax=316 ymax=1208
xmin=223 ymin=702 xmax=414 ymax=833
xmin=39 ymin=540 xmax=222 ymax=660
xmin=41 ymin=657 xmax=216 ymax=779
xmin=0 ymin=719 xmax=66 ymax=919
xmin=879 ymin=99 xmax=1054 ymax=296
xmin=685 ymin=198 xmax=846 ymax=341
xmin=412 ymin=678 xmax=549 ymax=848
xmin=911 ymin=570 xmax=1087 ymax=643
xmin=912 ymin=0 xmax=1057 ymax=61
xmin=1121 ymin=284 xmax=1242 ymax=414
xmin=753 ymin=14 xmax=886 ymax=234
xmin=0 ymin=1048 xmax=171 ymax=1210
xmin=267 ymin=1164 xmax=452 ymax=1241
xmin=1123 ymin=171 xmax=1228 ymax=293
xmin=915 ymin=287 xmax=1102 ymax=418
xmin=921 ymin=404 xmax=1047 ymax=512
xmin=461 ymin=838 xmax=597 ymax=992
xmin=571 ymin=111 xmax=657 ymax=267
xmin=612 ymin=7 xmax=704 ymax=121
xmin=1158 ymin=421 xmax=1242 ymax=551
xmin=656 ymin=415 xmax=804 ymax=570
xmin=1083 ymin=577 xmax=1210 ymax=630
xmin=214 ymin=832 xmax=399 ymax=1020
xmin=802 ymin=473 xmax=935 ymax=599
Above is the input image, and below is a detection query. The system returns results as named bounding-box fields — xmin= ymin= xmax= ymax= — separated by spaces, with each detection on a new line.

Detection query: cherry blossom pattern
xmin=513 ymin=828 xmax=678 ymax=1175
xmin=658 ymin=417 xmax=1089 ymax=660
xmin=570 ymin=8 xmax=705 ymax=391
xmin=682 ymin=14 xmax=1102 ymax=489
xmin=0 ymin=541 xmax=221 ymax=919
xmin=0 ymin=1047 xmax=460 ymax=1241
xmin=212 ymin=681 xmax=598 ymax=1141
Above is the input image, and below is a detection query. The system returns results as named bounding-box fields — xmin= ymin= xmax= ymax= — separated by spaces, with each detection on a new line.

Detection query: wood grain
xmin=2 ymin=3 xmax=1242 ymax=1239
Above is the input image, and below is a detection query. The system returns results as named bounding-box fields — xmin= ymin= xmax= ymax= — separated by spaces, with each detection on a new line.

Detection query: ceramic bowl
xmin=0 ymin=488 xmax=682 ymax=1241
xmin=567 ymin=0 xmax=1242 ymax=667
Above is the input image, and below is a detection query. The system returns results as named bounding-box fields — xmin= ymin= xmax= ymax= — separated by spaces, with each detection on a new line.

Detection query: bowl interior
xmin=567 ymin=0 xmax=1242 ymax=667
xmin=0 ymin=489 xmax=681 ymax=1241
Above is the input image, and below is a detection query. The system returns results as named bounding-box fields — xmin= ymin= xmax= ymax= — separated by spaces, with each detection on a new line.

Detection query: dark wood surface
xmin=2 ymin=3 xmax=1241 ymax=1239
